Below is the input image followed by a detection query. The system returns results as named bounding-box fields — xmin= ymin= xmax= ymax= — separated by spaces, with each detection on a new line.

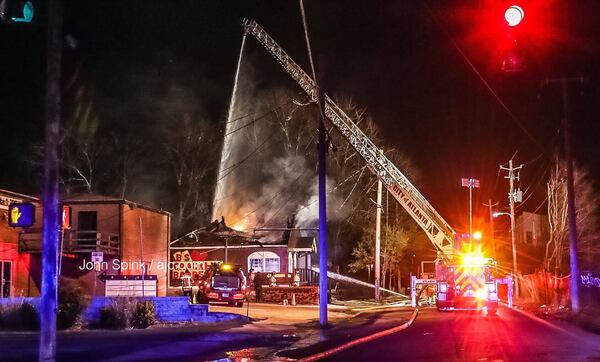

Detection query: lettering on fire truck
xmin=391 ymin=184 xmax=430 ymax=228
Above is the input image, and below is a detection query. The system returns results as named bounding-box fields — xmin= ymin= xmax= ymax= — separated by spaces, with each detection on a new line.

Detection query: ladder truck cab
xmin=436 ymin=252 xmax=498 ymax=314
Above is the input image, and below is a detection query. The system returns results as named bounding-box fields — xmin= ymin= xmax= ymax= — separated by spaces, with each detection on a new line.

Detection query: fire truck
xmin=240 ymin=19 xmax=513 ymax=313
xmin=435 ymin=252 xmax=499 ymax=314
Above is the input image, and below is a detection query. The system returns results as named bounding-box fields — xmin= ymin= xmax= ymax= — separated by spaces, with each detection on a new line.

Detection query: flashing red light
xmin=505 ymin=5 xmax=524 ymax=27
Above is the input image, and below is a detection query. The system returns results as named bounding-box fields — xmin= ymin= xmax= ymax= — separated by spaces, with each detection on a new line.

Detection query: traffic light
xmin=501 ymin=4 xmax=525 ymax=72
xmin=0 ymin=0 xmax=34 ymax=24
xmin=504 ymin=5 xmax=524 ymax=27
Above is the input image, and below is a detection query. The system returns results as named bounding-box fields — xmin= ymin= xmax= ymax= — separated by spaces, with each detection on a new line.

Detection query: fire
xmin=230 ymin=217 xmax=250 ymax=232
xmin=232 ymin=223 xmax=246 ymax=232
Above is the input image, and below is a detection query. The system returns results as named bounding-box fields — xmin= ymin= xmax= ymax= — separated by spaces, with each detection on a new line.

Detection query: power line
xmin=225 ymin=104 xmax=289 ymax=137
xmin=217 ymin=132 xmax=279 ymax=181
xmin=225 ymin=98 xmax=297 ymax=125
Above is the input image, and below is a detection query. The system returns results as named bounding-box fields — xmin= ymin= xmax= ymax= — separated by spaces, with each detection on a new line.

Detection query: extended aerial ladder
xmin=242 ymin=19 xmax=456 ymax=262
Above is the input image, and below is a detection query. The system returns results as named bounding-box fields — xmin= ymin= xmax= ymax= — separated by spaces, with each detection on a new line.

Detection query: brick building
xmin=0 ymin=190 xmax=171 ymax=297
xmin=0 ymin=189 xmax=40 ymax=298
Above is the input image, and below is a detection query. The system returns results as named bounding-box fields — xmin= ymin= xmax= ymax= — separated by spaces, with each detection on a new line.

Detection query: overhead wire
xmin=225 ymin=98 xmax=296 ymax=125
xmin=217 ymin=132 xmax=279 ymax=181
xmin=224 ymin=101 xmax=296 ymax=137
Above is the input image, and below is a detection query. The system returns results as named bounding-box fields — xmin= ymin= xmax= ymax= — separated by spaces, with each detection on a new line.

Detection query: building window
xmin=78 ymin=211 xmax=98 ymax=247
xmin=1 ymin=260 xmax=12 ymax=298
xmin=248 ymin=251 xmax=280 ymax=273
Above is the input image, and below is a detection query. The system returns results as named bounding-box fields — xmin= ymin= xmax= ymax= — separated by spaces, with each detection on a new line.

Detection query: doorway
xmin=1 ymin=260 xmax=12 ymax=297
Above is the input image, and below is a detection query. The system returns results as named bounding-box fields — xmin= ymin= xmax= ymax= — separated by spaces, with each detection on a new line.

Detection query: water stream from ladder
xmin=212 ymin=34 xmax=247 ymax=220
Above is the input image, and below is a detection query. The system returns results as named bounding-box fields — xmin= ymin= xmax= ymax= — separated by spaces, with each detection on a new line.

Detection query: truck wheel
xmin=236 ymin=302 xmax=244 ymax=308
xmin=228 ymin=302 xmax=236 ymax=307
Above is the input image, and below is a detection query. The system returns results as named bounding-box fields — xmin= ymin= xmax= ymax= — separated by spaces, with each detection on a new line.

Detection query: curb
xmin=295 ymin=308 xmax=419 ymax=362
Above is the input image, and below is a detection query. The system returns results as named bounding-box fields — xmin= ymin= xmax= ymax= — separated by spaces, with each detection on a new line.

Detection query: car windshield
xmin=212 ymin=275 xmax=240 ymax=289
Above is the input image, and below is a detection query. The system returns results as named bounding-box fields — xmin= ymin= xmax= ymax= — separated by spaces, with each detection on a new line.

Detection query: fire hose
xmin=295 ymin=287 xmax=425 ymax=362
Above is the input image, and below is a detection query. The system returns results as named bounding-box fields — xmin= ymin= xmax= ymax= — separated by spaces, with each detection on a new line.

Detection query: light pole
xmin=483 ymin=200 xmax=498 ymax=257
xmin=500 ymin=159 xmax=522 ymax=297
xmin=299 ymin=0 xmax=328 ymax=328
xmin=461 ymin=178 xmax=480 ymax=243
xmin=374 ymin=174 xmax=383 ymax=303
xmin=40 ymin=1 xmax=62 ymax=361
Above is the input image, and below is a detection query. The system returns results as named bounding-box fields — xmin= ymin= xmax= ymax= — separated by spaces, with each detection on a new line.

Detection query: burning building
xmin=168 ymin=217 xmax=315 ymax=293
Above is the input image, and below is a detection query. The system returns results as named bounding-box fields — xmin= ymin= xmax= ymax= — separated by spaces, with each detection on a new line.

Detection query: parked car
xmin=198 ymin=264 xmax=247 ymax=307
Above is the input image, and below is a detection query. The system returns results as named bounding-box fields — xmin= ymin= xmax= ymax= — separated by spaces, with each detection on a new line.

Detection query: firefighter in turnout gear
xmin=181 ymin=270 xmax=193 ymax=302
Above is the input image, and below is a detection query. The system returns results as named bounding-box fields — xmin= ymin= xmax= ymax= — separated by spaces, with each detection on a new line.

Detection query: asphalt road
xmin=320 ymin=308 xmax=600 ymax=362
xmin=0 ymin=322 xmax=296 ymax=362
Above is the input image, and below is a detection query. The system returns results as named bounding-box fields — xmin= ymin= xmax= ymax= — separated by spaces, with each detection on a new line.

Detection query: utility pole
xmin=299 ymin=0 xmax=328 ymax=327
xmin=483 ymin=200 xmax=498 ymax=257
xmin=500 ymin=159 xmax=523 ymax=297
xmin=40 ymin=1 xmax=62 ymax=361
xmin=375 ymin=172 xmax=383 ymax=303
xmin=543 ymin=76 xmax=584 ymax=313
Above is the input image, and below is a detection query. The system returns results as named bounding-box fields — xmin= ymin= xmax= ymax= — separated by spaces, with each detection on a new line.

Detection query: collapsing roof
xmin=170 ymin=217 xmax=315 ymax=252
xmin=170 ymin=217 xmax=263 ymax=248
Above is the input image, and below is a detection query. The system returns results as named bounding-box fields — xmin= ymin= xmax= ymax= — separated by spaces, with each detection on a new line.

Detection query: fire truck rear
xmin=436 ymin=252 xmax=498 ymax=315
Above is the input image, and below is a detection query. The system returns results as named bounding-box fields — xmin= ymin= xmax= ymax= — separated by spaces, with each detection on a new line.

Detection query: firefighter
xmin=292 ymin=270 xmax=300 ymax=287
xmin=269 ymin=273 xmax=277 ymax=287
xmin=254 ymin=271 xmax=263 ymax=302
xmin=191 ymin=274 xmax=200 ymax=304
xmin=181 ymin=269 xmax=193 ymax=302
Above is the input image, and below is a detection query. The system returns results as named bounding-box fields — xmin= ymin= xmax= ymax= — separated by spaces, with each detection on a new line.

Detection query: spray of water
xmin=212 ymin=33 xmax=247 ymax=221
xmin=312 ymin=267 xmax=408 ymax=298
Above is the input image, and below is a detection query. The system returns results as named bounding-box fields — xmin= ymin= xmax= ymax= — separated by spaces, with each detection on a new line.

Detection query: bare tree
xmin=545 ymin=155 xmax=600 ymax=274
xmin=60 ymin=87 xmax=105 ymax=194
xmin=109 ymin=131 xmax=144 ymax=199
xmin=162 ymin=112 xmax=216 ymax=235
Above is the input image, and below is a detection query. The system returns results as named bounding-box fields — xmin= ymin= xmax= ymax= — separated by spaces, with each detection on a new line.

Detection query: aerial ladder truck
xmin=242 ymin=19 xmax=512 ymax=314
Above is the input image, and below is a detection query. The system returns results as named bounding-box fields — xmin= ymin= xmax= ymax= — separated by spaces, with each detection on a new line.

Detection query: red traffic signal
xmin=505 ymin=5 xmax=524 ymax=27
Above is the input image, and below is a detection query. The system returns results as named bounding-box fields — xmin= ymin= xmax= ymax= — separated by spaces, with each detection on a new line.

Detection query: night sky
xmin=1 ymin=1 xmax=599 ymax=231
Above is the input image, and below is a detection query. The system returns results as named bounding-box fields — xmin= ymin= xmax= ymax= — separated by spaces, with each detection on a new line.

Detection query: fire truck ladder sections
xmin=242 ymin=19 xmax=456 ymax=260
